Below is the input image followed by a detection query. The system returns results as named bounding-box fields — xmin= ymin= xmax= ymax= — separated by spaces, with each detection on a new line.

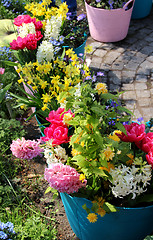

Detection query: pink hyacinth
xmin=44 ymin=163 xmax=87 ymax=194
xmin=116 ymin=122 xmax=146 ymax=143
xmin=41 ymin=124 xmax=70 ymax=146
xmin=10 ymin=137 xmax=43 ymax=160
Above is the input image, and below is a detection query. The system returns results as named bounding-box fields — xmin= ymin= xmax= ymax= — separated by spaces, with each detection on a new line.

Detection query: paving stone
xmin=94 ymin=49 xmax=107 ymax=58
xmin=146 ymin=56 xmax=153 ymax=63
xmin=111 ymin=62 xmax=124 ymax=70
xmin=122 ymin=70 xmax=135 ymax=83
xmin=121 ymin=83 xmax=135 ymax=91
xmin=103 ymin=51 xmax=121 ymax=65
xmin=122 ymin=91 xmax=137 ymax=100
xmin=134 ymin=82 xmax=147 ymax=90
xmin=136 ymin=90 xmax=151 ymax=98
xmin=135 ymin=75 xmax=148 ymax=82
xmin=124 ymin=61 xmax=140 ymax=71
xmin=141 ymin=108 xmax=153 ymax=121
xmin=137 ymin=98 xmax=151 ymax=107
xmin=141 ymin=46 xmax=153 ymax=55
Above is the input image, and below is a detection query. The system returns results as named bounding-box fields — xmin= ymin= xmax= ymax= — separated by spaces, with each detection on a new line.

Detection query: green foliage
xmin=15 ymin=216 xmax=57 ymax=240
xmin=0 ymin=118 xmax=26 ymax=153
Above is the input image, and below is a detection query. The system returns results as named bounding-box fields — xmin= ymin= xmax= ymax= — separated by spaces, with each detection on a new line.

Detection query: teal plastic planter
xmin=35 ymin=114 xmax=45 ymax=137
xmin=132 ymin=0 xmax=152 ymax=19
xmin=60 ymin=192 xmax=153 ymax=240
xmin=73 ymin=39 xmax=87 ymax=58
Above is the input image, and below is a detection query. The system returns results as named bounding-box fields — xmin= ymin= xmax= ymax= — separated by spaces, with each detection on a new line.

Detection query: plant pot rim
xmin=85 ymin=0 xmax=134 ymax=11
xmin=61 ymin=192 xmax=153 ymax=211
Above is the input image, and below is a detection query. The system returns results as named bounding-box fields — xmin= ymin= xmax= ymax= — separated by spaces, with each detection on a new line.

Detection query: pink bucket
xmin=85 ymin=0 xmax=135 ymax=42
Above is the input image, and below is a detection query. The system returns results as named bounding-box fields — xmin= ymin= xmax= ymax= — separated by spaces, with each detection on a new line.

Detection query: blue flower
xmin=97 ymin=71 xmax=104 ymax=77
xmin=77 ymin=14 xmax=86 ymax=21
xmin=108 ymin=0 xmax=114 ymax=9
xmin=0 ymin=231 xmax=7 ymax=239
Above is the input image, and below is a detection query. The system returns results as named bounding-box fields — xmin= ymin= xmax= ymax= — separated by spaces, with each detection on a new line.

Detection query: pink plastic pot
xmin=85 ymin=0 xmax=135 ymax=42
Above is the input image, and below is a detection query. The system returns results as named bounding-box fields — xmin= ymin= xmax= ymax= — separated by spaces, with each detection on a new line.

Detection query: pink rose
xmin=0 ymin=68 xmax=5 ymax=74
xmin=41 ymin=124 xmax=69 ymax=146
xmin=13 ymin=15 xmax=33 ymax=26
xmin=136 ymin=132 xmax=153 ymax=153
xmin=146 ymin=150 xmax=153 ymax=168
xmin=116 ymin=122 xmax=146 ymax=142
xmin=25 ymin=34 xmax=37 ymax=50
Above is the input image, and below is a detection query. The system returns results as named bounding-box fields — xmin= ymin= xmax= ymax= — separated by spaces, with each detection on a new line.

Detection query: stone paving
xmin=86 ymin=7 xmax=153 ymax=122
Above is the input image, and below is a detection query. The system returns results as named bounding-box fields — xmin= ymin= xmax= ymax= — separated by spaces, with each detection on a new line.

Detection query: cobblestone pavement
xmin=86 ymin=8 xmax=153 ymax=122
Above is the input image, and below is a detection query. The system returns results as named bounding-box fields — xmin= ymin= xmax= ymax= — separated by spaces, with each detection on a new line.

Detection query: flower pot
xmin=132 ymin=0 xmax=152 ymax=19
xmin=73 ymin=38 xmax=87 ymax=58
xmin=85 ymin=0 xmax=134 ymax=42
xmin=60 ymin=192 xmax=153 ymax=240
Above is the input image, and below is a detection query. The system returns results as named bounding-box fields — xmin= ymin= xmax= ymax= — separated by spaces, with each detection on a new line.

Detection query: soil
xmin=18 ymin=109 xmax=79 ymax=240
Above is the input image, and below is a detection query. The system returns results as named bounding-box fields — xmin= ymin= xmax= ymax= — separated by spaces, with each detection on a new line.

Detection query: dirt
xmin=18 ymin=109 xmax=79 ymax=240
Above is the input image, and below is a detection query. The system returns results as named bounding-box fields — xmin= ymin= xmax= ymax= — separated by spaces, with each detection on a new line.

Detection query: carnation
xmin=44 ymin=163 xmax=87 ymax=194
xmin=10 ymin=137 xmax=43 ymax=160
xmin=36 ymin=40 xmax=54 ymax=63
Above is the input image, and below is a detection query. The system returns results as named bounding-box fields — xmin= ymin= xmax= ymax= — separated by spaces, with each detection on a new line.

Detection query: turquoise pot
xmin=132 ymin=0 xmax=152 ymax=19
xmin=35 ymin=114 xmax=45 ymax=137
xmin=60 ymin=192 xmax=153 ymax=240
xmin=73 ymin=39 xmax=87 ymax=58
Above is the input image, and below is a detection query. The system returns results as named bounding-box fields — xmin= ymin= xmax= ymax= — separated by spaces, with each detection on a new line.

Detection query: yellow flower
xmin=109 ymin=130 xmax=121 ymax=142
xmin=99 ymin=162 xmax=114 ymax=172
xmin=103 ymin=147 xmax=115 ymax=161
xmin=32 ymin=86 xmax=38 ymax=91
xmin=87 ymin=213 xmax=98 ymax=223
xmin=18 ymin=78 xmax=24 ymax=84
xmin=71 ymin=148 xmax=81 ymax=156
xmin=79 ymin=174 xmax=86 ymax=182
xmin=95 ymin=83 xmax=108 ymax=95
xmin=66 ymin=48 xmax=75 ymax=58
xmin=126 ymin=154 xmax=134 ymax=165
xmin=20 ymin=104 xmax=26 ymax=110
xmin=63 ymin=113 xmax=73 ymax=125
xmin=97 ymin=208 xmax=106 ymax=217
xmin=41 ymin=104 xmax=49 ymax=111
xmin=41 ymin=93 xmax=51 ymax=103
xmin=39 ymin=80 xmax=48 ymax=89
xmin=85 ymin=45 xmax=93 ymax=53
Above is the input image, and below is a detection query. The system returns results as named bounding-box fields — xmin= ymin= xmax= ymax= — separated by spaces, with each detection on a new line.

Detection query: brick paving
xmin=86 ymin=8 xmax=153 ymax=122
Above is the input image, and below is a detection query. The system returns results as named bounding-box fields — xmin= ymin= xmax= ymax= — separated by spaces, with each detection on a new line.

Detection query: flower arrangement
xmin=86 ymin=0 xmax=130 ymax=9
xmin=61 ymin=13 xmax=89 ymax=49
xmin=11 ymin=79 xmax=153 ymax=222
xmin=11 ymin=47 xmax=91 ymax=121
xmin=9 ymin=0 xmax=68 ymax=65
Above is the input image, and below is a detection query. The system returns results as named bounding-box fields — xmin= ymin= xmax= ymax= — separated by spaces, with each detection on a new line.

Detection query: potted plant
xmin=84 ymin=0 xmax=135 ymax=42
xmin=61 ymin=13 xmax=89 ymax=57
xmin=132 ymin=0 xmax=152 ymax=19
xmin=11 ymin=77 xmax=153 ymax=239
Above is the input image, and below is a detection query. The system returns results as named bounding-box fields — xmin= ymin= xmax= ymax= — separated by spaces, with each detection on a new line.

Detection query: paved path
xmin=86 ymin=8 xmax=153 ymax=122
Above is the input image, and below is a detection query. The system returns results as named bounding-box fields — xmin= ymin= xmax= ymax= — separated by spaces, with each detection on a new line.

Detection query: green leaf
xmin=2 ymin=60 xmax=18 ymax=66
xmin=103 ymin=202 xmax=118 ymax=213
xmin=115 ymin=122 xmax=127 ymax=135
xmin=116 ymin=105 xmax=133 ymax=115
xmin=0 ymin=83 xmax=12 ymax=103
xmin=45 ymin=186 xmax=52 ymax=194
xmin=93 ymin=131 xmax=103 ymax=147
xmin=82 ymin=204 xmax=91 ymax=214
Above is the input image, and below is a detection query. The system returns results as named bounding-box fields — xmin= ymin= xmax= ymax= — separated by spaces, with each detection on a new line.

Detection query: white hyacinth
xmin=43 ymin=142 xmax=68 ymax=166
xmin=36 ymin=41 xmax=54 ymax=63
xmin=110 ymin=163 xmax=152 ymax=199
xmin=44 ymin=16 xmax=62 ymax=41
xmin=18 ymin=22 xmax=36 ymax=38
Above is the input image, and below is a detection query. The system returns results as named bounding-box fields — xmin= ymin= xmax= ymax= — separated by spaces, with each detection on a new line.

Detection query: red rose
xmin=146 ymin=150 xmax=153 ymax=168
xmin=116 ymin=122 xmax=146 ymax=142
xmin=136 ymin=132 xmax=153 ymax=153
xmin=41 ymin=124 xmax=69 ymax=146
